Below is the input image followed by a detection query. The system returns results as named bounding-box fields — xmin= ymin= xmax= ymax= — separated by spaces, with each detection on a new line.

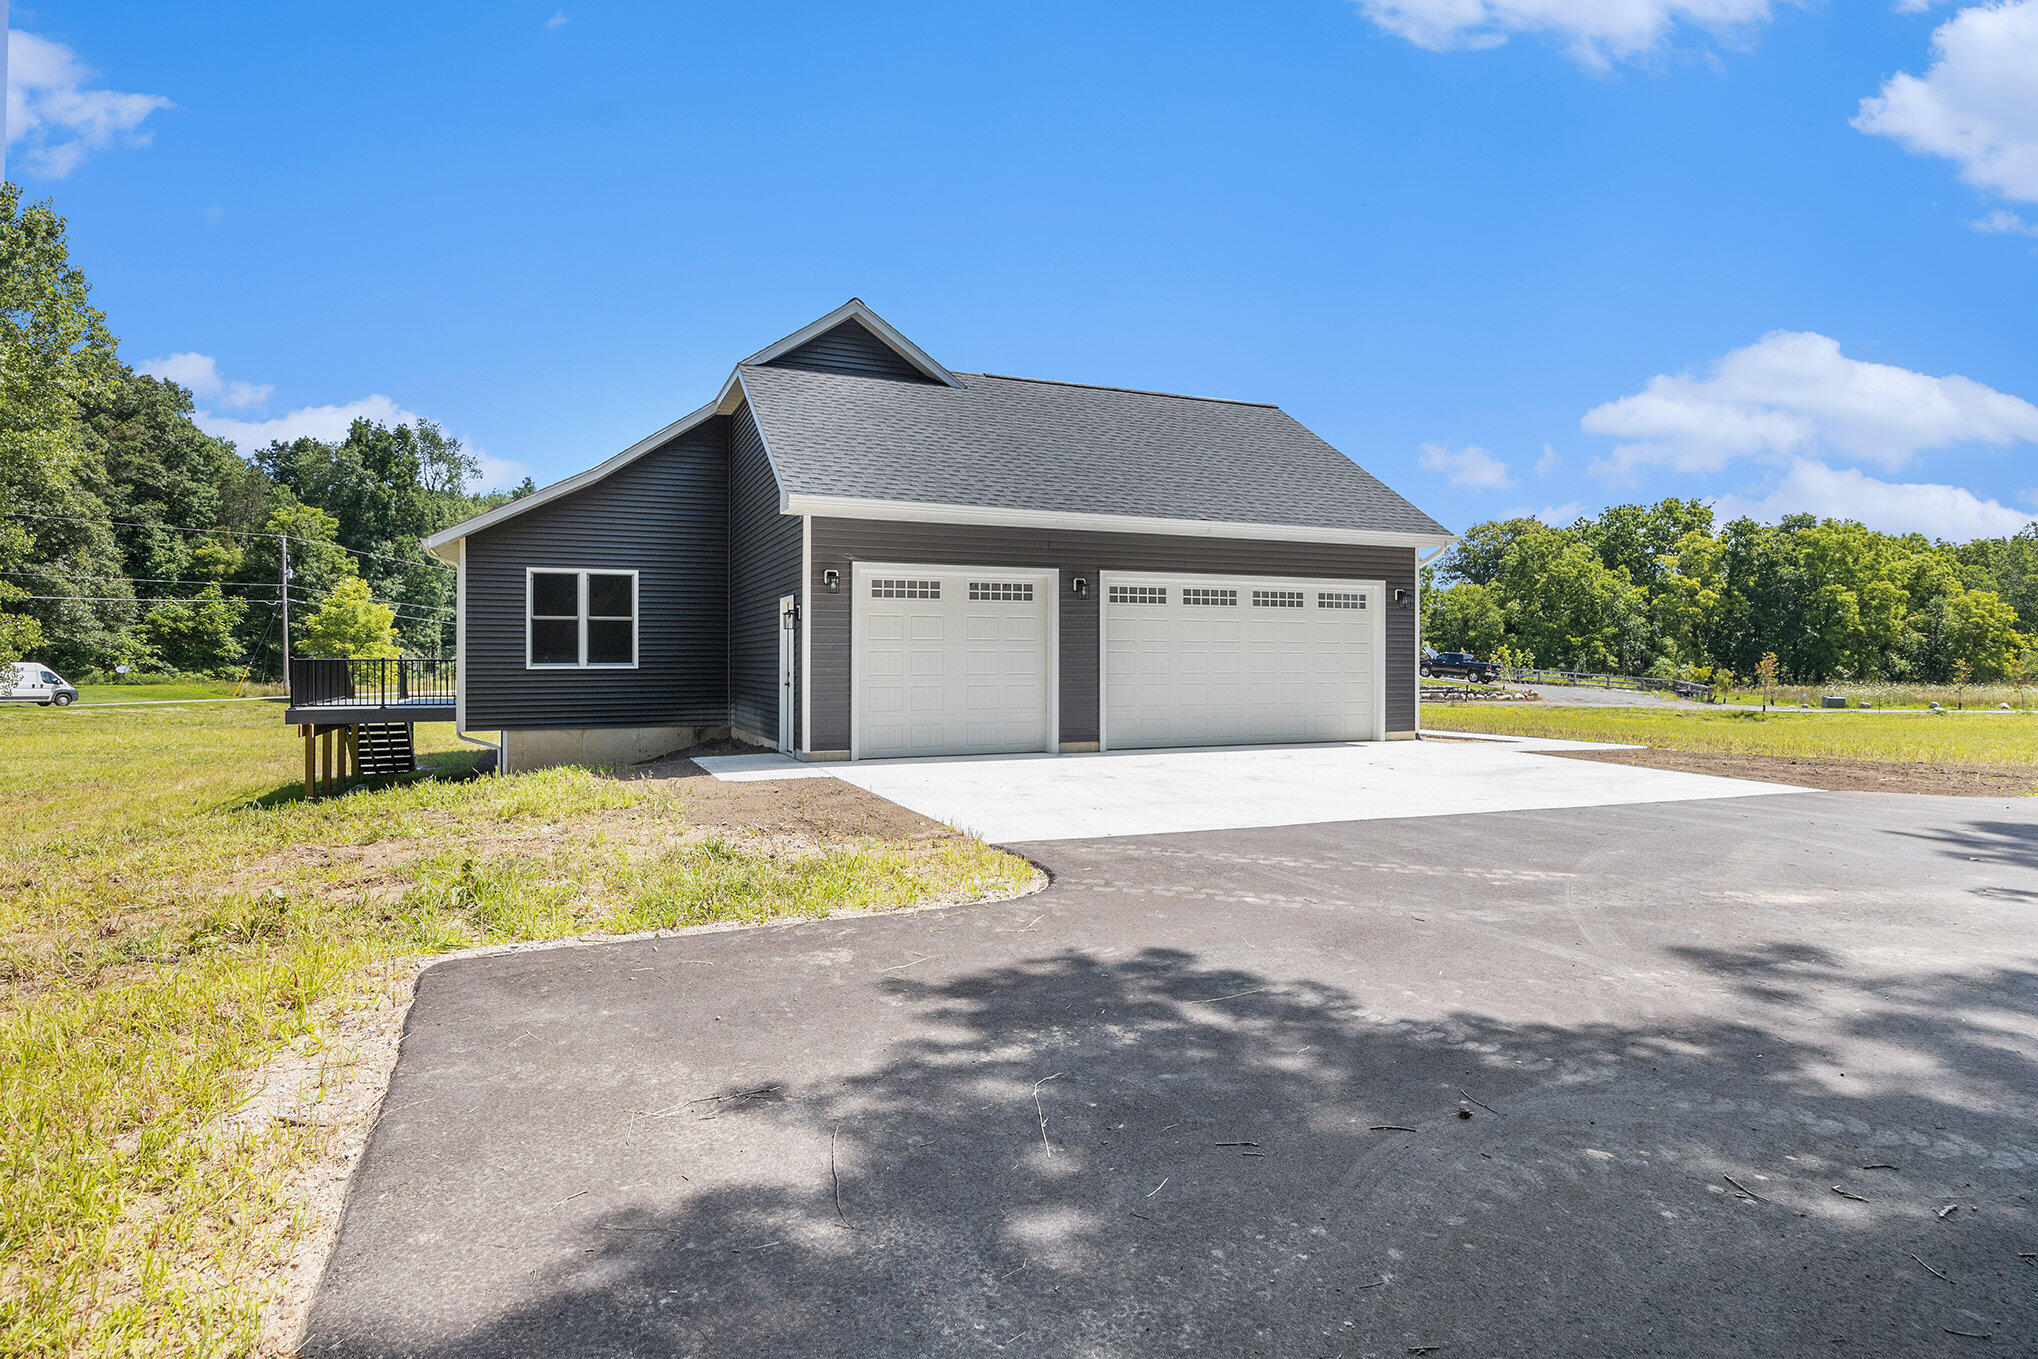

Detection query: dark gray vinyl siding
xmin=463 ymin=419 xmax=729 ymax=730
xmin=762 ymin=319 xmax=933 ymax=382
xmin=727 ymin=403 xmax=802 ymax=741
xmin=807 ymin=518 xmax=1419 ymax=751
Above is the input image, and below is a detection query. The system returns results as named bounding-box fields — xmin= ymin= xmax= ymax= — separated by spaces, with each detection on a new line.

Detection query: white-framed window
xmin=871 ymin=578 xmax=940 ymax=599
xmin=1183 ymin=587 xmax=1238 ymax=607
xmin=1109 ymin=585 xmax=1167 ymax=605
xmin=1317 ymin=591 xmax=1368 ymax=610
xmin=968 ymin=580 xmax=1035 ymax=602
xmin=527 ymin=569 xmax=638 ymax=669
xmin=1252 ymin=589 xmax=1304 ymax=608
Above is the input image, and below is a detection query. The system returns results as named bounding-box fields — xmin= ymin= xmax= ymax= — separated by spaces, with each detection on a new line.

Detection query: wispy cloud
xmin=545 ymin=11 xmax=569 ymax=28
xmin=138 ymin=352 xmax=273 ymax=409
xmin=1971 ymin=207 xmax=2038 ymax=236
xmin=1419 ymin=441 xmax=1515 ymax=490
xmin=1350 ymin=0 xmax=1774 ymax=69
xmin=5 ymin=29 xmax=173 ymax=177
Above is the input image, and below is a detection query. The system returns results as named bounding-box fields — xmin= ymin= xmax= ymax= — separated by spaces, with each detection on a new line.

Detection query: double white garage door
xmin=853 ymin=566 xmax=1383 ymax=760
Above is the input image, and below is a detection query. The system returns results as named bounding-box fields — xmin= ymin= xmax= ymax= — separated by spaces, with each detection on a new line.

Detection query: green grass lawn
xmin=0 ymin=701 xmax=1034 ymax=1357
xmin=1433 ymin=704 xmax=2038 ymax=770
xmin=68 ymin=679 xmax=288 ymax=704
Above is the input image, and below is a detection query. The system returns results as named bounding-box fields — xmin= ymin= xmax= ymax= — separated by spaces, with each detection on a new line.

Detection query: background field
xmin=0 ymin=700 xmax=1033 ymax=1357
xmin=1433 ymin=703 xmax=2038 ymax=774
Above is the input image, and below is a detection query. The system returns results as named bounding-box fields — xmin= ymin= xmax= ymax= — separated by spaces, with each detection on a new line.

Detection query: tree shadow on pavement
xmin=304 ymin=945 xmax=2038 ymax=1359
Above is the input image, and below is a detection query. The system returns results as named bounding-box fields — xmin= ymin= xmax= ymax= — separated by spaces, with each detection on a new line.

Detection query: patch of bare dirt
xmin=625 ymin=750 xmax=960 ymax=842
xmin=1552 ymin=747 xmax=2038 ymax=796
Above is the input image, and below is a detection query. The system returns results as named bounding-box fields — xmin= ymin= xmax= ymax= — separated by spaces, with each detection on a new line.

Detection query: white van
xmin=5 ymin=662 xmax=79 ymax=706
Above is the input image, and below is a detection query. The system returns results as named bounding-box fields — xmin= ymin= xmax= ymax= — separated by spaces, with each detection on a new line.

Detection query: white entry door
xmin=1101 ymin=572 xmax=1382 ymax=750
xmin=853 ymin=565 xmax=1056 ymax=760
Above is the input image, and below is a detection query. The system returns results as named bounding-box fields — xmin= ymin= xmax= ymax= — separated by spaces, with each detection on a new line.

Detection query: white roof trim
xmin=422 ymin=399 xmax=720 ymax=556
xmin=782 ymin=494 xmax=1458 ymax=549
xmin=737 ymin=298 xmax=961 ymax=388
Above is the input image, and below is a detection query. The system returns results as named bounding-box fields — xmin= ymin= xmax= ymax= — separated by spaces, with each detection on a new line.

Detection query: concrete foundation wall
xmin=501 ymin=725 xmax=718 ymax=773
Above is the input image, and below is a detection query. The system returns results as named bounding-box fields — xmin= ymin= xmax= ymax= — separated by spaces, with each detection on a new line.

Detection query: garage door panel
xmin=857 ymin=568 xmax=1053 ymax=760
xmin=1104 ymin=574 xmax=1378 ymax=751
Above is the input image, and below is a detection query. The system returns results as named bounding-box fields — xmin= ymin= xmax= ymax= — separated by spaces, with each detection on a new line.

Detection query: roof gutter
xmin=783 ymin=493 xmax=1458 ymax=550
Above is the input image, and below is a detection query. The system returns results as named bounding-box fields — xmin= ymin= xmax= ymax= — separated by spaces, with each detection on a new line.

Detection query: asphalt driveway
xmin=303 ymin=791 xmax=2038 ymax=1357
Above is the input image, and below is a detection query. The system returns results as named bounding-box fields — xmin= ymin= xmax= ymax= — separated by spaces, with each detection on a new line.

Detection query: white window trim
xmin=525 ymin=567 xmax=640 ymax=670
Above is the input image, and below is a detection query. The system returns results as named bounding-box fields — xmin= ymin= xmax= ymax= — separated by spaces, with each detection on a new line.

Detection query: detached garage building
xmin=424 ymin=301 xmax=1455 ymax=770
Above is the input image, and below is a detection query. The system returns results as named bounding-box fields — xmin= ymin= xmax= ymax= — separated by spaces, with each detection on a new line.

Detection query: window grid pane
xmin=587 ymin=573 xmax=633 ymax=618
xmin=968 ymin=581 xmax=1034 ymax=602
xmin=531 ymin=572 xmax=578 ymax=617
xmin=1252 ymin=589 xmax=1304 ymax=608
xmin=1108 ymin=585 xmax=1167 ymax=605
xmin=530 ymin=618 xmax=579 ymax=665
xmin=1318 ymin=591 xmax=1367 ymax=610
xmin=1182 ymin=588 xmax=1238 ymax=606
xmin=871 ymin=578 xmax=940 ymax=599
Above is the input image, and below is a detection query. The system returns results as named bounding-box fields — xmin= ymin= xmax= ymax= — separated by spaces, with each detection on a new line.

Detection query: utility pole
xmin=279 ymin=535 xmax=291 ymax=682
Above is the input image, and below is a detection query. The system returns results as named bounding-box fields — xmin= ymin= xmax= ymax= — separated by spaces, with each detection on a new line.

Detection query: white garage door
xmin=854 ymin=566 xmax=1055 ymax=760
xmin=1102 ymin=572 xmax=1381 ymax=750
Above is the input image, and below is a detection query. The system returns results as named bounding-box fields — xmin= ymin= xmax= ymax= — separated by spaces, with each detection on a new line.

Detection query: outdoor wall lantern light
xmin=1073 ymin=577 xmax=1089 ymax=596
xmin=824 ymin=570 xmax=841 ymax=593
xmin=1394 ymin=588 xmax=1413 ymax=608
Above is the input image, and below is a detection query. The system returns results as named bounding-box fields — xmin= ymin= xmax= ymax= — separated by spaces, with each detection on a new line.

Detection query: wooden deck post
xmin=345 ymin=725 xmax=359 ymax=787
xmin=321 ymin=729 xmax=333 ymax=798
xmin=302 ymin=725 xmax=314 ymax=801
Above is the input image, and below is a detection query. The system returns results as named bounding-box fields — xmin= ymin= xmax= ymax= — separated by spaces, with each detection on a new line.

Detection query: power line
xmin=14 ymin=591 xmax=450 ymax=616
xmin=2 ymin=510 xmax=453 ymax=571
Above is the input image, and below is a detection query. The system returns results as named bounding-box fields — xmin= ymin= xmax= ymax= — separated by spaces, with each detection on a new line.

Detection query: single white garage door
xmin=1102 ymin=572 xmax=1382 ymax=750
xmin=853 ymin=565 xmax=1055 ymax=759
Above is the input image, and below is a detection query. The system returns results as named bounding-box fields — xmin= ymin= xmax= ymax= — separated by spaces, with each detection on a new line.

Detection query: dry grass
xmin=0 ymin=698 xmax=1036 ymax=1356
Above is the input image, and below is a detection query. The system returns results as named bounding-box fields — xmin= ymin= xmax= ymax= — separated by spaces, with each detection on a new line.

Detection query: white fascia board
xmin=784 ymin=494 xmax=1457 ymax=550
xmin=736 ymin=299 xmax=961 ymax=388
xmin=422 ymin=399 xmax=721 ymax=552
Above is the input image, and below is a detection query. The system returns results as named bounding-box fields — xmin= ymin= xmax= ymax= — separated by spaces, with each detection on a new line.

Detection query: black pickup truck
xmin=1420 ymin=650 xmax=1502 ymax=683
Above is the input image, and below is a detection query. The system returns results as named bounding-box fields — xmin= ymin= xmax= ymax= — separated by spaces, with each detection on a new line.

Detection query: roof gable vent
xmin=763 ymin=318 xmax=937 ymax=383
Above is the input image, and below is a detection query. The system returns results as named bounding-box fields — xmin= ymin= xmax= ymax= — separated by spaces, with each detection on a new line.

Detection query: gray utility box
xmin=1822 ymin=695 xmax=1849 ymax=709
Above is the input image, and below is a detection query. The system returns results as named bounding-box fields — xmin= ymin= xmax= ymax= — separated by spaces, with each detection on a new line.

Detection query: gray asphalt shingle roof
xmin=737 ymin=364 xmax=1451 ymax=538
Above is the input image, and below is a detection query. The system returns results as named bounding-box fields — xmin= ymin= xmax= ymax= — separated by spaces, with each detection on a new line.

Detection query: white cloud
xmin=1535 ymin=444 xmax=1561 ymax=477
xmin=471 ymin=451 xmax=530 ymax=492
xmin=545 ymin=11 xmax=569 ymax=27
xmin=1536 ymin=500 xmax=1588 ymax=525
xmin=189 ymin=389 xmax=527 ymax=492
xmin=1419 ymin=441 xmax=1515 ymax=490
xmin=196 ymin=394 xmax=424 ymax=448
xmin=1714 ymin=461 xmax=2035 ymax=540
xmin=1854 ymin=0 xmax=2038 ymax=204
xmin=5 ymin=29 xmax=173 ymax=177
xmin=1351 ymin=0 xmax=1773 ymax=68
xmin=1971 ymin=207 xmax=2038 ymax=235
xmin=1582 ymin=330 xmax=2038 ymax=476
xmin=137 ymin=352 xmax=273 ymax=409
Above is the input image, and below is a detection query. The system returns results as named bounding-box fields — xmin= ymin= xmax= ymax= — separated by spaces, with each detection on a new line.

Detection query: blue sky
xmin=8 ymin=0 xmax=2037 ymax=541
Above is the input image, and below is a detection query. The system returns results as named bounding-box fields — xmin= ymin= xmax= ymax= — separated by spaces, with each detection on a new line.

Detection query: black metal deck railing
xmin=288 ymin=656 xmax=456 ymax=710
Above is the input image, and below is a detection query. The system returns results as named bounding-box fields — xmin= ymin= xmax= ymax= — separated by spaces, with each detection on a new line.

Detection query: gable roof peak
xmin=738 ymin=299 xmax=959 ymax=388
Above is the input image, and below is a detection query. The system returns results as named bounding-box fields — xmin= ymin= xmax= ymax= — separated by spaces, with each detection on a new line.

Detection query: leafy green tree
xmin=1425 ymin=581 xmax=1506 ymax=658
xmin=139 ymin=586 xmax=249 ymax=675
xmin=0 ymin=184 xmax=132 ymax=673
xmin=299 ymin=577 xmax=400 ymax=659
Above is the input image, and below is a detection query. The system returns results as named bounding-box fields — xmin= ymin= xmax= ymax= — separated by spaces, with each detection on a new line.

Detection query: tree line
xmin=1 ymin=185 xmax=529 ymax=678
xmin=1423 ymin=499 xmax=2038 ymax=685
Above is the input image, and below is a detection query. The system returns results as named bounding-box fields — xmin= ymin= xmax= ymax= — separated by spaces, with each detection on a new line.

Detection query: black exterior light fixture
xmin=1394 ymin=588 xmax=1414 ymax=609
xmin=1072 ymin=577 xmax=1089 ymax=597
xmin=824 ymin=569 xmax=841 ymax=593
